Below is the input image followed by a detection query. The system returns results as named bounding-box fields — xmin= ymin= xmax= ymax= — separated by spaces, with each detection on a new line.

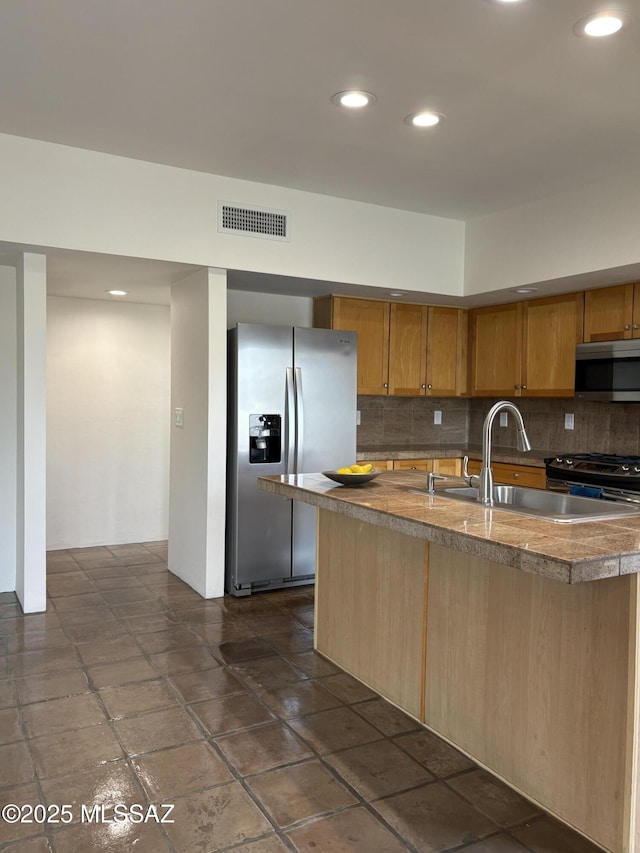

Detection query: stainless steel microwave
xmin=575 ymin=340 xmax=640 ymax=402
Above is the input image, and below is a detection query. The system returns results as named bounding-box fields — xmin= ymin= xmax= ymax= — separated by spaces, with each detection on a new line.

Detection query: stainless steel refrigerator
xmin=226 ymin=323 xmax=357 ymax=596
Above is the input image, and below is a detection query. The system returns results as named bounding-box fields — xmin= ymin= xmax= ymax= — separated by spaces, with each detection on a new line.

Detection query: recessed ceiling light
xmin=106 ymin=289 xmax=129 ymax=296
xmin=388 ymin=291 xmax=408 ymax=297
xmin=574 ymin=11 xmax=628 ymax=37
xmin=513 ymin=287 xmax=538 ymax=294
xmin=332 ymin=90 xmax=376 ymax=109
xmin=404 ymin=111 xmax=445 ymax=128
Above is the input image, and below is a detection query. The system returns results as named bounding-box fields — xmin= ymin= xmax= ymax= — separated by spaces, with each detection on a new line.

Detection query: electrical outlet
xmin=434 ymin=410 xmax=442 ymax=425
xmin=175 ymin=407 xmax=184 ymax=428
xmin=564 ymin=413 xmax=574 ymax=430
xmin=499 ymin=412 xmax=508 ymax=427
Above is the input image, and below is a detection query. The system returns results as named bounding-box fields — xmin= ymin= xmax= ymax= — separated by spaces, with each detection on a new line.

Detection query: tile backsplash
xmin=357 ymin=396 xmax=468 ymax=447
xmin=358 ymin=395 xmax=640 ymax=455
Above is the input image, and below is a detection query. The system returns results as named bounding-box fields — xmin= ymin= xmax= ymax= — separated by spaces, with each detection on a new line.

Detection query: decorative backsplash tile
xmin=358 ymin=395 xmax=640 ymax=455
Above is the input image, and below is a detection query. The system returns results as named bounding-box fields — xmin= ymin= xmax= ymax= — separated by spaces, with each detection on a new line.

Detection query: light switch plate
xmin=175 ymin=407 xmax=184 ymax=428
xmin=500 ymin=412 xmax=508 ymax=427
xmin=564 ymin=413 xmax=574 ymax=430
xmin=356 ymin=410 xmax=361 ymax=426
xmin=434 ymin=410 xmax=442 ymax=425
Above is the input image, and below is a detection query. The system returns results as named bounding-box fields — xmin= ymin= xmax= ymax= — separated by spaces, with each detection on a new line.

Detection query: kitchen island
xmin=259 ymin=470 xmax=640 ymax=853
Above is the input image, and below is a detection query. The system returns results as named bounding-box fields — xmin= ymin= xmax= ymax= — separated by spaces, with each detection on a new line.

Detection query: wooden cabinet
xmin=433 ymin=457 xmax=462 ymax=476
xmin=317 ymin=297 xmax=390 ymax=395
xmin=393 ymin=457 xmax=462 ymax=476
xmin=359 ymin=459 xmax=394 ymax=471
xmin=469 ymin=292 xmax=583 ymax=397
xmin=466 ymin=458 xmax=545 ymax=489
xmin=469 ymin=302 xmax=521 ymax=397
xmin=584 ymin=283 xmax=640 ymax=341
xmin=394 ymin=458 xmax=431 ymax=472
xmin=314 ymin=295 xmax=467 ymax=397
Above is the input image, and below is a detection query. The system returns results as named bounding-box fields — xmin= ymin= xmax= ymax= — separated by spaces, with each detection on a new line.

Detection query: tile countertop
xmin=258 ymin=470 xmax=640 ymax=584
xmin=357 ymin=444 xmax=551 ymax=467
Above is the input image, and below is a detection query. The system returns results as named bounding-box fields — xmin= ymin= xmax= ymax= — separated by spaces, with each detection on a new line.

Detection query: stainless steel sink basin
xmin=438 ymin=485 xmax=640 ymax=524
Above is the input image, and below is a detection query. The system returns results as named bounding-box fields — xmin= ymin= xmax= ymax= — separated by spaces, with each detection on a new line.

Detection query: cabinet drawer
xmin=466 ymin=459 xmax=545 ymax=489
xmin=359 ymin=459 xmax=394 ymax=471
xmin=394 ymin=459 xmax=432 ymax=472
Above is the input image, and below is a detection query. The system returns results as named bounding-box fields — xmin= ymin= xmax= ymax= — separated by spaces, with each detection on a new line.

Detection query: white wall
xmin=0 ymin=265 xmax=17 ymax=592
xmin=0 ymin=133 xmax=465 ymax=297
xmin=464 ymin=170 xmax=640 ymax=295
xmin=169 ymin=269 xmax=227 ymax=598
xmin=46 ymin=296 xmax=171 ymax=549
xmin=227 ymin=290 xmax=313 ymax=329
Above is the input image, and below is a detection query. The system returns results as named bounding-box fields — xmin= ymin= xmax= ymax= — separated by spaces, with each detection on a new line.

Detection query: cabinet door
xmin=426 ymin=307 xmax=466 ymax=396
xmin=521 ymin=293 xmax=584 ymax=397
xmin=584 ymin=285 xmax=634 ymax=341
xmin=332 ymin=297 xmax=390 ymax=395
xmin=632 ymin=283 xmax=640 ymax=339
xmin=432 ymin=457 xmax=462 ymax=476
xmin=469 ymin=303 xmax=522 ymax=396
xmin=388 ymin=303 xmax=428 ymax=395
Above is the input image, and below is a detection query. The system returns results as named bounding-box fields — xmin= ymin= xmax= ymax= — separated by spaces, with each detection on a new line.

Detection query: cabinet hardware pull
xmin=428 ymin=384 xmax=432 ymax=389
xmin=421 ymin=384 xmax=426 ymax=389
xmin=514 ymin=384 xmax=520 ymax=389
xmin=513 ymin=473 xmax=519 ymax=478
xmin=383 ymin=383 xmax=388 ymax=388
xmin=522 ymin=384 xmax=527 ymax=389
xmin=625 ymin=324 xmax=631 ymax=330
xmin=634 ymin=324 xmax=639 ymax=330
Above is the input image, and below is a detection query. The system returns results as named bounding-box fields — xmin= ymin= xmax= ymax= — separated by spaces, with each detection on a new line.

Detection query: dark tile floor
xmin=0 ymin=543 xmax=601 ymax=852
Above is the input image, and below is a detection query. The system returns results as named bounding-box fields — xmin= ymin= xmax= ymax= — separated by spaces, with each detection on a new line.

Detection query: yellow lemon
xmin=349 ymin=464 xmax=364 ymax=473
xmin=337 ymin=467 xmax=352 ymax=474
xmin=361 ymin=463 xmax=373 ymax=473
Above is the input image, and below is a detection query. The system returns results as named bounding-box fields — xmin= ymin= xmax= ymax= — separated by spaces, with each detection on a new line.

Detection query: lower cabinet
xmin=359 ymin=459 xmax=394 ymax=471
xmin=393 ymin=457 xmax=462 ymax=476
xmin=465 ymin=458 xmax=545 ymax=489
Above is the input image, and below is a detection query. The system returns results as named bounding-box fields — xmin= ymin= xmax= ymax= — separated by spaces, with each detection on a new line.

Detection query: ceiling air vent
xmin=218 ymin=202 xmax=290 ymax=242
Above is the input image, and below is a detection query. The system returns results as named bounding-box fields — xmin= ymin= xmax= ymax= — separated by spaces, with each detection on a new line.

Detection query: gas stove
xmin=545 ymin=453 xmax=640 ymax=501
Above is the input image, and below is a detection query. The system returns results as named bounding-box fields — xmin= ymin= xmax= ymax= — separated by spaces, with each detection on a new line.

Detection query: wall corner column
xmin=16 ymin=253 xmax=47 ymax=613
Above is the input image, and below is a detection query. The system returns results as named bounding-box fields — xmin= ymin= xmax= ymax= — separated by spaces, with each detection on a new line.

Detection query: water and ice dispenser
xmin=249 ymin=414 xmax=281 ymax=464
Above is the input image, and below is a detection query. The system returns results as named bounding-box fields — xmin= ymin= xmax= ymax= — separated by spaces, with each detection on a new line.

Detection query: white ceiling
xmin=2 ymin=0 xmax=640 ymax=302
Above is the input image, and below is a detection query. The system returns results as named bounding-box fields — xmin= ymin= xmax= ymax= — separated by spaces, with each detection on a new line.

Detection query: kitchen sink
xmin=436 ymin=485 xmax=640 ymax=524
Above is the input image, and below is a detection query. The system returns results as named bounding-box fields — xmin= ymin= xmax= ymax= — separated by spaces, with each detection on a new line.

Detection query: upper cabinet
xmin=584 ymin=283 xmax=640 ymax=341
xmin=330 ymin=297 xmax=390 ymax=395
xmin=313 ymin=296 xmax=467 ymax=397
xmin=470 ymin=292 xmax=584 ymax=397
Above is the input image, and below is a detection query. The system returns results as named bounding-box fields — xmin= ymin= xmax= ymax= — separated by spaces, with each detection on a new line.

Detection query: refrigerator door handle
xmin=285 ymin=367 xmax=296 ymax=475
xmin=294 ymin=367 xmax=304 ymax=474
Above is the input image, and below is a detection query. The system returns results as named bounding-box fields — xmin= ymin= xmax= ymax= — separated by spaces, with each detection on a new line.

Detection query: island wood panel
xmin=424 ymin=544 xmax=637 ymax=853
xmin=315 ymin=509 xmax=427 ymax=718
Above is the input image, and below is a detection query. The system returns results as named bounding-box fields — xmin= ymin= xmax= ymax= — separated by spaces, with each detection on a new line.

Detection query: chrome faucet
xmin=478 ymin=401 xmax=532 ymax=505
